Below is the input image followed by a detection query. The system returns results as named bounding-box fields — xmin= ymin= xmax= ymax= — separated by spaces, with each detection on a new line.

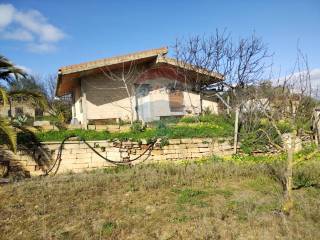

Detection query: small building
xmin=0 ymin=97 xmax=37 ymax=118
xmin=56 ymin=47 xmax=223 ymax=127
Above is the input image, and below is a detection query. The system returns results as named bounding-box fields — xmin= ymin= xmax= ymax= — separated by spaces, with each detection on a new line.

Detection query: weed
xmin=101 ymin=221 xmax=116 ymax=235
xmin=169 ymin=215 xmax=191 ymax=223
xmin=213 ymin=188 xmax=233 ymax=198
xmin=173 ymin=188 xmax=208 ymax=207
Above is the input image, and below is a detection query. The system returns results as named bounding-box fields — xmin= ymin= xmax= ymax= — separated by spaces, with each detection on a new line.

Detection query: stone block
xmin=71 ymin=148 xmax=87 ymax=154
xmin=178 ymin=153 xmax=189 ymax=159
xmin=90 ymin=159 xmax=106 ymax=168
xmin=163 ymin=149 xmax=176 ymax=154
xmin=76 ymin=152 xmax=92 ymax=158
xmin=192 ymin=138 xmax=203 ymax=144
xmin=121 ymin=152 xmax=129 ymax=158
xmin=168 ymin=139 xmax=180 ymax=144
xmin=122 ymin=141 xmax=133 ymax=148
xmin=177 ymin=144 xmax=187 ymax=149
xmin=199 ymin=148 xmax=211 ymax=153
xmin=202 ymin=138 xmax=213 ymax=143
xmin=106 ymin=147 xmax=120 ymax=153
xmin=60 ymin=153 xmax=76 ymax=160
xmin=161 ymin=145 xmax=170 ymax=150
xmin=33 ymin=120 xmax=50 ymax=127
xmin=151 ymin=155 xmax=164 ymax=161
xmin=188 ymin=148 xmax=200 ymax=153
xmin=166 ymin=154 xmax=179 ymax=159
xmin=151 ymin=150 xmax=163 ymax=156
xmin=63 ymin=144 xmax=80 ymax=150
xmin=45 ymin=144 xmax=59 ymax=151
xmin=171 ymin=144 xmax=184 ymax=150
xmin=197 ymin=143 xmax=209 ymax=148
xmin=185 ymin=143 xmax=197 ymax=149
xmin=181 ymin=138 xmax=192 ymax=144
xmin=191 ymin=152 xmax=202 ymax=158
xmin=107 ymin=152 xmax=121 ymax=161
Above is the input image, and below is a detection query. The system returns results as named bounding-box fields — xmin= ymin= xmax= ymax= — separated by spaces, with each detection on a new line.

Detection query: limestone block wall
xmin=0 ymin=138 xmax=233 ymax=177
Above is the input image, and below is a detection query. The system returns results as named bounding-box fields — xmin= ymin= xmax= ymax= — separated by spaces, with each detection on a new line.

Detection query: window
xmin=169 ymin=90 xmax=184 ymax=112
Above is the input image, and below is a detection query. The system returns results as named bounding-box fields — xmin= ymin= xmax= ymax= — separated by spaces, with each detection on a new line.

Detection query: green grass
xmin=1 ymin=156 xmax=319 ymax=239
xmin=14 ymin=113 xmax=234 ymax=143
xmin=173 ymin=188 xmax=209 ymax=207
xmin=20 ymin=120 xmax=233 ymax=142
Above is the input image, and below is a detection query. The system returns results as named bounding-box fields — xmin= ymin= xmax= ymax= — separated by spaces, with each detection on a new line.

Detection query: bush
xmin=130 ymin=121 xmax=145 ymax=133
xmin=239 ymin=119 xmax=293 ymax=154
xmin=155 ymin=120 xmax=167 ymax=130
xmin=294 ymin=162 xmax=320 ymax=188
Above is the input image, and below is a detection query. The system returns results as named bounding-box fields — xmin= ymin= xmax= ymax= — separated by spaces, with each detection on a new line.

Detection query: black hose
xmin=44 ymin=135 xmax=157 ymax=176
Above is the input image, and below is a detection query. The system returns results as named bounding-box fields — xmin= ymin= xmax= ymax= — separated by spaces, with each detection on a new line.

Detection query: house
xmin=56 ymin=47 xmax=223 ymax=127
xmin=0 ymin=97 xmax=38 ymax=119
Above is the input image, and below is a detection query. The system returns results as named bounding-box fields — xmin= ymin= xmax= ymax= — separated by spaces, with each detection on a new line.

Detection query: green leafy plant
xmin=13 ymin=115 xmax=28 ymax=127
xmin=130 ymin=121 xmax=146 ymax=133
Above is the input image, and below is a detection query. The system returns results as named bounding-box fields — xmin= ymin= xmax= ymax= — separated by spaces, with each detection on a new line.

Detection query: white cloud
xmin=14 ymin=9 xmax=65 ymax=42
xmin=27 ymin=42 xmax=56 ymax=53
xmin=0 ymin=4 xmax=14 ymax=29
xmin=275 ymin=68 xmax=320 ymax=97
xmin=0 ymin=3 xmax=65 ymax=53
xmin=2 ymin=28 xmax=34 ymax=41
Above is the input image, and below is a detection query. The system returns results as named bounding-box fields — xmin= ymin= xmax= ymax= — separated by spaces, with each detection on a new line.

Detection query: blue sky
xmin=0 ymin=0 xmax=319 ymax=81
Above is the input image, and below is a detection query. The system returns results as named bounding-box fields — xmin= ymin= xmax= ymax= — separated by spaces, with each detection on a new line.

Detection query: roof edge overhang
xmin=56 ymin=47 xmax=224 ymax=96
xmin=56 ymin=47 xmax=168 ymax=96
xmin=155 ymin=56 xmax=224 ymax=83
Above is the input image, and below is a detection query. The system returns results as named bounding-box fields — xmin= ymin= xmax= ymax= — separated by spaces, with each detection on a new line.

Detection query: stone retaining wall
xmin=0 ymin=138 xmax=233 ymax=176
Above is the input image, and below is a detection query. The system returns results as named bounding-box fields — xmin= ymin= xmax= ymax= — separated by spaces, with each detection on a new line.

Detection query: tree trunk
xmin=283 ymin=133 xmax=295 ymax=215
xmin=233 ymin=106 xmax=239 ymax=154
xmin=122 ymin=74 xmax=134 ymax=125
xmin=227 ymin=95 xmax=230 ymax=115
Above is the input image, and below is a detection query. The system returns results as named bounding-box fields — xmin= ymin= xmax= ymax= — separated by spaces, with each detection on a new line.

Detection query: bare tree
xmin=98 ymin=61 xmax=151 ymax=125
xmin=173 ymin=30 xmax=270 ymax=153
xmin=247 ymin=48 xmax=319 ymax=215
xmin=39 ymin=74 xmax=72 ymax=127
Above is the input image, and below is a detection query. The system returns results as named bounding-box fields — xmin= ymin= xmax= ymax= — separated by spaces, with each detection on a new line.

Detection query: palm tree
xmin=0 ymin=55 xmax=46 ymax=153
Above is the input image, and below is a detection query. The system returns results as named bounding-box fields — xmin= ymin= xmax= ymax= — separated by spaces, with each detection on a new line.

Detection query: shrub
xmin=155 ymin=120 xmax=167 ymax=130
xmin=130 ymin=121 xmax=145 ymax=133
xmin=293 ymin=161 xmax=320 ymax=189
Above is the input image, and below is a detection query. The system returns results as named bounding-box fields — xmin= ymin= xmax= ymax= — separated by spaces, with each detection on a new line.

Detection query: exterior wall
xmin=0 ymin=103 xmax=35 ymax=118
xmin=72 ymin=85 xmax=84 ymax=124
xmin=83 ymin=75 xmax=135 ymax=122
xmin=137 ymin=78 xmax=202 ymax=121
xmin=0 ymin=138 xmax=234 ymax=176
xmin=80 ymin=75 xmax=215 ymax=123
xmin=201 ymin=99 xmax=219 ymax=114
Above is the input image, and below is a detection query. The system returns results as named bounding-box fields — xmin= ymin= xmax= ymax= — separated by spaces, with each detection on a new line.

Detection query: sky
xmin=0 ymin=0 xmax=319 ymax=86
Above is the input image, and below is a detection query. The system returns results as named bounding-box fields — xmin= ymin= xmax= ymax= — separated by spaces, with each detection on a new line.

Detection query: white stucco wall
xmin=73 ymin=74 xmax=219 ymax=124
xmin=73 ymin=85 xmax=84 ymax=124
xmin=201 ymin=99 xmax=219 ymax=114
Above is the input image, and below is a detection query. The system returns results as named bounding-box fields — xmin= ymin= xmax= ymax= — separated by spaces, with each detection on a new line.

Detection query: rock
xmin=145 ymin=205 xmax=156 ymax=215
xmin=33 ymin=121 xmax=50 ymax=127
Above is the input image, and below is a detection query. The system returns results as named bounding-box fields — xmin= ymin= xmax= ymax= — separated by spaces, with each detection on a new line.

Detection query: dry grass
xmin=0 ymin=158 xmax=319 ymax=240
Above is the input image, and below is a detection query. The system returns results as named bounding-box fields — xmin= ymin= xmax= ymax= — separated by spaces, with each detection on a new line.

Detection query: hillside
xmin=0 ymin=156 xmax=319 ymax=239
